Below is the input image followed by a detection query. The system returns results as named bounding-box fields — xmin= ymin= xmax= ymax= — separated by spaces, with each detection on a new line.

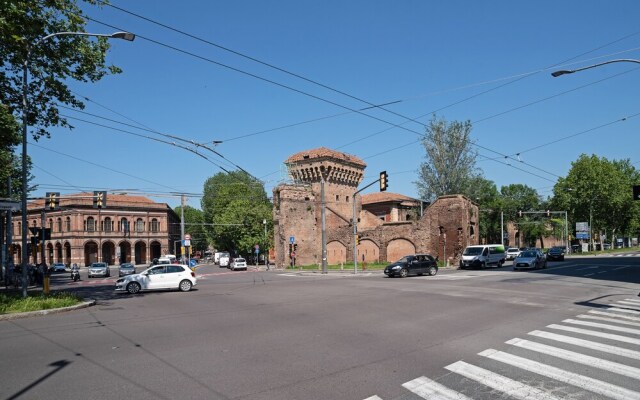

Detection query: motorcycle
xmin=70 ymin=265 xmax=80 ymax=282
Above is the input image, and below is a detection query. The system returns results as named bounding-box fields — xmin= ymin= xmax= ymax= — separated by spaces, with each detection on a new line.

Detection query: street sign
xmin=634 ymin=185 xmax=640 ymax=201
xmin=576 ymin=222 xmax=588 ymax=232
xmin=183 ymin=239 xmax=191 ymax=247
xmin=0 ymin=200 xmax=20 ymax=212
xmin=185 ymin=234 xmax=191 ymax=240
xmin=289 ymin=236 xmax=295 ymax=244
xmin=576 ymin=232 xmax=589 ymax=239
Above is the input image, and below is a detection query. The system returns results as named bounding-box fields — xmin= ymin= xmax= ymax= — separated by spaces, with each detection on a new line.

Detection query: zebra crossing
xmin=611 ymin=253 xmax=640 ymax=257
xmin=364 ymin=297 xmax=640 ymax=400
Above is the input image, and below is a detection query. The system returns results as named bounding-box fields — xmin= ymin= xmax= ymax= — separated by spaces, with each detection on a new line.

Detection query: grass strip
xmin=0 ymin=292 xmax=81 ymax=315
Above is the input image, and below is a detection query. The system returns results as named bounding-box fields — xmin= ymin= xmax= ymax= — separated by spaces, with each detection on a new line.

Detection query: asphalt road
xmin=1 ymin=254 xmax=639 ymax=400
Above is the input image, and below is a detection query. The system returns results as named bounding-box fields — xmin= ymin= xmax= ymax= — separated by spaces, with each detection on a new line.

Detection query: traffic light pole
xmin=351 ymin=175 xmax=385 ymax=274
xmin=41 ymin=210 xmax=49 ymax=294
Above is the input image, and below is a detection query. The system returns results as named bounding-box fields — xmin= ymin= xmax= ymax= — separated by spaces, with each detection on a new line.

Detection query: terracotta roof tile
xmin=285 ymin=147 xmax=366 ymax=167
xmin=360 ymin=192 xmax=419 ymax=205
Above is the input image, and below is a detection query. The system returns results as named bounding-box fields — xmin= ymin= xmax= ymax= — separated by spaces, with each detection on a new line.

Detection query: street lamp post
xmin=263 ymin=219 xmax=267 ymax=267
xmin=20 ymin=31 xmax=134 ymax=297
xmin=551 ymin=59 xmax=640 ymax=77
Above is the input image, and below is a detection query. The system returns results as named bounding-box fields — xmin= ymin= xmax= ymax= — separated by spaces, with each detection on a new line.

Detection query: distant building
xmin=9 ymin=193 xmax=180 ymax=266
xmin=272 ymin=147 xmax=478 ymax=267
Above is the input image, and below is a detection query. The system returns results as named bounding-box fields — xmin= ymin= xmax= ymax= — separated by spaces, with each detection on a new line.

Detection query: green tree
xmin=416 ymin=115 xmax=481 ymax=202
xmin=465 ymin=177 xmax=502 ymax=244
xmin=552 ymin=154 xmax=640 ymax=244
xmin=174 ymin=205 xmax=208 ymax=255
xmin=501 ymin=184 xmax=545 ymax=247
xmin=201 ymin=171 xmax=272 ymax=258
xmin=0 ymin=0 xmax=126 ymax=199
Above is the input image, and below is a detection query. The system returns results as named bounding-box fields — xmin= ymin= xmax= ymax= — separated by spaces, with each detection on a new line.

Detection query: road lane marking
xmin=528 ymin=330 xmax=640 ymax=360
xmin=607 ymin=307 xmax=640 ymax=315
xmin=479 ymin=349 xmax=640 ymax=400
xmin=402 ymin=376 xmax=473 ymax=400
xmin=616 ymin=301 xmax=640 ymax=310
xmin=623 ymin=298 xmax=640 ymax=304
xmin=445 ymin=361 xmax=563 ymax=400
xmin=577 ymin=314 xmax=640 ymax=327
xmin=548 ymin=324 xmax=640 ymax=345
xmin=589 ymin=310 xmax=640 ymax=322
xmin=562 ymin=318 xmax=640 ymax=335
xmin=506 ymin=338 xmax=640 ymax=380
xmin=363 ymin=396 xmax=383 ymax=400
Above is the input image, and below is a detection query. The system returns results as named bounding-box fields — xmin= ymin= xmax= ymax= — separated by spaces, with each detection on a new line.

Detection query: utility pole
xmin=180 ymin=194 xmax=186 ymax=258
xmin=5 ymin=177 xmax=13 ymax=282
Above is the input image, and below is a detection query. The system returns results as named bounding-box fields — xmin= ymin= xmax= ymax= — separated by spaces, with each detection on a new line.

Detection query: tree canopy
xmin=174 ymin=205 xmax=207 ymax=254
xmin=201 ymin=171 xmax=272 ymax=258
xmin=416 ymin=115 xmax=481 ymax=202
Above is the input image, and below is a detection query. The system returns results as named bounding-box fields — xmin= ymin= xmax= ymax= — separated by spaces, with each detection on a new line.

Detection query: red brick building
xmin=9 ymin=193 xmax=180 ymax=267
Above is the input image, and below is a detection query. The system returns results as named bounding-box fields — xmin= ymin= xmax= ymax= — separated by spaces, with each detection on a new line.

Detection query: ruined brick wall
xmin=273 ymin=184 xmax=318 ymax=267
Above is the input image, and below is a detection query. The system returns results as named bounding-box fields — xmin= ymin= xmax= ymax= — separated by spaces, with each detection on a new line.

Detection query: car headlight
xmin=392 ymin=266 xmax=401 ymax=270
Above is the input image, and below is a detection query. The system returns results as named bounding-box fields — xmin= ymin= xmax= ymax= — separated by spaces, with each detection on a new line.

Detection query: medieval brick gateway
xmin=273 ymin=147 xmax=479 ymax=267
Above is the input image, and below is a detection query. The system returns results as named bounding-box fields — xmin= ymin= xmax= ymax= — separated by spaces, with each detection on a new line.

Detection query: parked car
xmin=119 ymin=263 xmax=136 ymax=277
xmin=219 ymin=254 xmax=230 ymax=268
xmin=546 ymin=246 xmax=565 ymax=261
xmin=505 ymin=248 xmax=521 ymax=261
xmin=231 ymin=257 xmax=247 ymax=271
xmin=513 ymin=249 xmax=547 ymax=270
xmin=384 ymin=254 xmax=438 ymax=278
xmin=52 ymin=262 xmax=66 ymax=272
xmin=115 ymin=264 xmax=197 ymax=294
xmin=88 ymin=262 xmax=110 ymax=278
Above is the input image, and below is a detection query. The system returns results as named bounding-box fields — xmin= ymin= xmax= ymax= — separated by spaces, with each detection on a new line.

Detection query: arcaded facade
xmin=273 ymin=147 xmax=479 ymax=267
xmin=9 ymin=193 xmax=181 ymax=267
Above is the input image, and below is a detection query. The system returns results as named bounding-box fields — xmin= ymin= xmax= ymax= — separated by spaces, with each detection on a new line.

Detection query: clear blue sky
xmin=30 ymin=0 xmax=640 ymax=209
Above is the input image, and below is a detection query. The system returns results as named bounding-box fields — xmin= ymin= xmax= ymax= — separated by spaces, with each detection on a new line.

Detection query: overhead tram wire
xmin=29 ymin=142 xmax=179 ymax=191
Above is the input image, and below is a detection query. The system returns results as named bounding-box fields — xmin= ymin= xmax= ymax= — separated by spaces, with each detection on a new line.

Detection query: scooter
xmin=71 ymin=265 xmax=80 ymax=282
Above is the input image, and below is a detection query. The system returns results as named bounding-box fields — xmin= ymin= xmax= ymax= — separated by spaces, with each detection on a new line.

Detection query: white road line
xmin=479 ymin=349 xmax=640 ymax=400
xmin=576 ymin=266 xmax=599 ymax=270
xmin=624 ymin=298 xmax=640 ymax=304
xmin=445 ymin=361 xmax=563 ymax=400
xmin=613 ymin=266 xmax=633 ymax=270
xmin=528 ymin=330 xmax=640 ymax=360
xmin=577 ymin=314 xmax=640 ymax=327
xmin=402 ymin=376 xmax=473 ymax=400
xmin=548 ymin=324 xmax=640 ymax=345
xmin=607 ymin=307 xmax=640 ymax=315
xmin=589 ymin=310 xmax=640 ymax=322
xmin=563 ymin=318 xmax=640 ymax=335
xmin=363 ymin=396 xmax=384 ymax=400
xmin=616 ymin=301 xmax=640 ymax=310
xmin=506 ymin=338 xmax=640 ymax=380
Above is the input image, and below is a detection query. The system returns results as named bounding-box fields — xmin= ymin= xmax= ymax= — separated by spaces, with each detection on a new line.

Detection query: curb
xmin=0 ymin=299 xmax=96 ymax=321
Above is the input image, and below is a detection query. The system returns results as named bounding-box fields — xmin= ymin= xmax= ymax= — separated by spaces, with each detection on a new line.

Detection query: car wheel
xmin=428 ymin=266 xmax=438 ymax=276
xmin=399 ymin=268 xmax=408 ymax=278
xmin=179 ymin=279 xmax=192 ymax=292
xmin=126 ymin=282 xmax=141 ymax=294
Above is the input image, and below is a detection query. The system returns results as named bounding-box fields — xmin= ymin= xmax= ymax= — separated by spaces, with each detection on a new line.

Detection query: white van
xmin=459 ymin=244 xmax=505 ymax=269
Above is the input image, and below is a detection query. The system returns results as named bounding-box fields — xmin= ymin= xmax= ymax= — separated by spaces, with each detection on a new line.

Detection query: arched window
xmin=85 ymin=217 xmax=95 ymax=232
xmin=17 ymin=222 xmax=21 ymax=236
xmin=65 ymin=217 xmax=71 ymax=232
xmin=136 ymin=218 xmax=144 ymax=232
xmin=56 ymin=218 xmax=62 ymax=232
xmin=32 ymin=220 xmax=37 ymax=227
xmin=48 ymin=218 xmax=53 ymax=230
xmin=119 ymin=218 xmax=128 ymax=232
xmin=103 ymin=217 xmax=113 ymax=232
xmin=150 ymin=218 xmax=159 ymax=233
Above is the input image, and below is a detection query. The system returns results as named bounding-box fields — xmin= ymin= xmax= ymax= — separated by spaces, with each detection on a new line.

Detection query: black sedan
xmin=547 ymin=246 xmax=565 ymax=261
xmin=384 ymin=254 xmax=438 ymax=278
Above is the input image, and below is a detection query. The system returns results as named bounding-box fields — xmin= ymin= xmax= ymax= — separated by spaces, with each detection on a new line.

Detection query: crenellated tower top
xmin=285 ymin=147 xmax=366 ymax=188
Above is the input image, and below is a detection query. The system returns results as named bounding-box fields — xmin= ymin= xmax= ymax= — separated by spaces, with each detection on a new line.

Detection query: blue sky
xmin=29 ymin=0 xmax=640 ymax=209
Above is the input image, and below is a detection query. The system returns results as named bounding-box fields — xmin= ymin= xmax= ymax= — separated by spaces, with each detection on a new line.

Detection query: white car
xmin=52 ymin=262 xmax=67 ymax=272
xmin=115 ymin=264 xmax=197 ymax=294
xmin=230 ymin=257 xmax=247 ymax=271
xmin=506 ymin=247 xmax=521 ymax=260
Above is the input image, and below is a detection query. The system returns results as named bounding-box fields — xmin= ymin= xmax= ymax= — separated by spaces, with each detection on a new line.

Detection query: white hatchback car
xmin=230 ymin=257 xmax=247 ymax=271
xmin=115 ymin=264 xmax=197 ymax=294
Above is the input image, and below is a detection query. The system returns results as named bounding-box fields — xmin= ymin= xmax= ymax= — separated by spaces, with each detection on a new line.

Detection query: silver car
xmin=513 ymin=249 xmax=547 ymax=271
xmin=119 ymin=263 xmax=136 ymax=277
xmin=88 ymin=262 xmax=110 ymax=278
xmin=230 ymin=258 xmax=247 ymax=271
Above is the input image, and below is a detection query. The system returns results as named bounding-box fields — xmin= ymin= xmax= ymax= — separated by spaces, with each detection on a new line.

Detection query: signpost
xmin=0 ymin=200 xmax=20 ymax=212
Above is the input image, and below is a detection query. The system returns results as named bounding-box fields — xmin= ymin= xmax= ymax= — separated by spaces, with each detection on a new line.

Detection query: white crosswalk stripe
xmin=445 ymin=361 xmax=563 ymax=400
xmin=479 ymin=348 xmax=640 ymax=400
xmin=364 ymin=297 xmax=640 ymax=400
xmin=506 ymin=338 xmax=640 ymax=380
xmin=616 ymin=301 xmax=640 ymax=310
xmin=402 ymin=376 xmax=473 ymax=400
xmin=589 ymin=309 xmax=640 ymax=322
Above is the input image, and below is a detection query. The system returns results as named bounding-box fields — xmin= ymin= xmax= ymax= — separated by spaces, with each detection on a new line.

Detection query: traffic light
xmin=379 ymin=171 xmax=388 ymax=192
xmin=294 ymin=243 xmax=298 ymax=251
xmin=45 ymin=192 xmax=60 ymax=211
xmin=93 ymin=191 xmax=107 ymax=209
xmin=289 ymin=243 xmax=293 ymax=254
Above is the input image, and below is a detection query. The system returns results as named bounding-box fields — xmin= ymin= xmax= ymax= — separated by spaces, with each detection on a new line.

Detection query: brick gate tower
xmin=273 ymin=147 xmax=366 ymax=267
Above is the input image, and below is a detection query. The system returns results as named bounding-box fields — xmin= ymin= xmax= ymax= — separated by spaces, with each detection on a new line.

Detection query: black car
xmin=547 ymin=246 xmax=565 ymax=261
xmin=384 ymin=254 xmax=438 ymax=278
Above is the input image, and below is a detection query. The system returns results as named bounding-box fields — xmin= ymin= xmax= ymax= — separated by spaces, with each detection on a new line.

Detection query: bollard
xmin=43 ymin=276 xmax=50 ymax=295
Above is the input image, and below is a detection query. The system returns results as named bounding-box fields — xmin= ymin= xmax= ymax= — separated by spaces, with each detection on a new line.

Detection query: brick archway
xmin=84 ymin=241 xmax=98 ymax=266
xmin=386 ymin=238 xmax=415 ymax=262
xmin=357 ymin=239 xmax=380 ymax=263
xmin=327 ymin=241 xmax=346 ymax=265
xmin=102 ymin=241 xmax=115 ymax=265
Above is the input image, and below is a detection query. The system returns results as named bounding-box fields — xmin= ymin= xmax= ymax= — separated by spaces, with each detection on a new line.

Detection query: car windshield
xmin=463 ymin=247 xmax=483 ymax=256
xmin=395 ymin=256 xmax=412 ymax=263
xmin=92 ymin=263 xmax=106 ymax=268
xmin=236 ymin=258 xmax=245 ymax=262
xmin=519 ymin=251 xmax=537 ymax=258
xmin=507 ymin=248 xmax=519 ymax=252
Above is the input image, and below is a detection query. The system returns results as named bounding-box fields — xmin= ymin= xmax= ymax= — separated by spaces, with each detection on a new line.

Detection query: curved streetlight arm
xmin=20 ymin=30 xmax=134 ymax=297
xmin=551 ymin=58 xmax=640 ymax=77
